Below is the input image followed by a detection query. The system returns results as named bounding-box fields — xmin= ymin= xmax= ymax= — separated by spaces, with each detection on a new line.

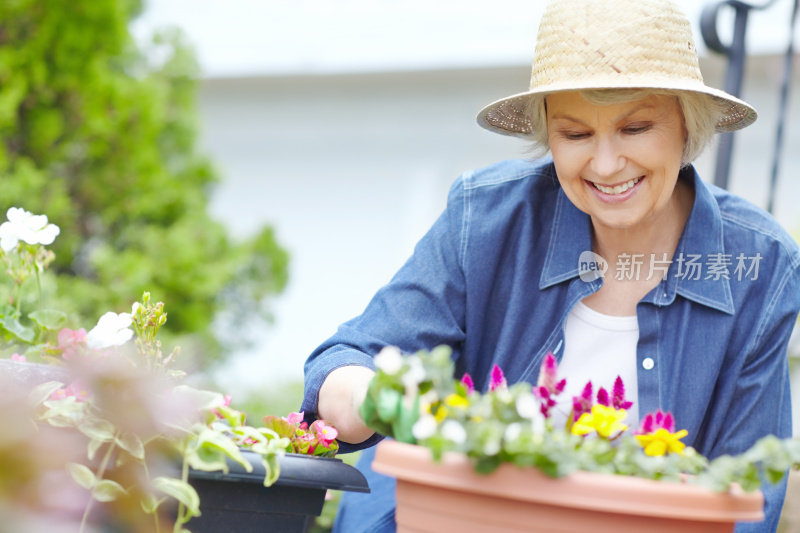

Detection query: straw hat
xmin=476 ymin=0 xmax=756 ymax=137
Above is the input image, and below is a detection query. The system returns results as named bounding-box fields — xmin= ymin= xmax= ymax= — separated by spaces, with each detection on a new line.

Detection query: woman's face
xmin=546 ymin=91 xmax=687 ymax=233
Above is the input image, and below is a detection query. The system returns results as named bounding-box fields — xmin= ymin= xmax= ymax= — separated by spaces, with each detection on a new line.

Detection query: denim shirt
xmin=302 ymin=159 xmax=800 ymax=533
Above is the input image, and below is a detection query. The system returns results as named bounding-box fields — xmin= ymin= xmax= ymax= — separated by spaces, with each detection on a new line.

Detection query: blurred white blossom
xmin=411 ymin=414 xmax=437 ymax=440
xmin=86 ymin=312 xmax=134 ymax=349
xmin=374 ymin=346 xmax=403 ymax=375
xmin=441 ymin=420 xmax=466 ymax=444
xmin=0 ymin=207 xmax=60 ymax=252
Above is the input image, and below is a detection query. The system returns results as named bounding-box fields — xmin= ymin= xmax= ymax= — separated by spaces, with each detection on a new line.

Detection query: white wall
xmin=199 ymin=58 xmax=800 ymax=433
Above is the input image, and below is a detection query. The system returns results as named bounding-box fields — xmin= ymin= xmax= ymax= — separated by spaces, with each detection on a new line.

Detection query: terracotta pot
xmin=372 ymin=439 xmax=764 ymax=533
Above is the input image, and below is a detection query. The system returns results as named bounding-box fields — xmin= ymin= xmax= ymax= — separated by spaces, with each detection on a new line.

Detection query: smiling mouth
xmin=591 ymin=176 xmax=643 ymax=195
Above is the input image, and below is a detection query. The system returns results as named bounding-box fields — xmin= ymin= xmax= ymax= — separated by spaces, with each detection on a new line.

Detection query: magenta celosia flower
xmin=537 ymin=352 xmax=566 ymax=395
xmin=612 ymin=376 xmax=634 ymax=410
xmin=460 ymin=373 xmax=475 ymax=394
xmin=571 ymin=381 xmax=593 ymax=421
xmin=596 ymin=387 xmax=610 ymax=407
xmin=489 ymin=364 xmax=507 ymax=391
xmin=636 ymin=409 xmax=676 ymax=435
xmin=533 ymin=353 xmax=567 ymax=418
xmin=57 ymin=328 xmax=87 ymax=360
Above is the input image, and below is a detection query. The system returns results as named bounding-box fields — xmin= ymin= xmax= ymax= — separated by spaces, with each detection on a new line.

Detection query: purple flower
xmin=489 ymin=364 xmax=507 ymax=392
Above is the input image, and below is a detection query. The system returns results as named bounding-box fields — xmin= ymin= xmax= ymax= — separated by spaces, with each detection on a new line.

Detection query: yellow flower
xmin=444 ymin=393 xmax=469 ymax=409
xmin=635 ymin=428 xmax=689 ymax=456
xmin=570 ymin=404 xmax=628 ymax=439
xmin=425 ymin=402 xmax=449 ymax=423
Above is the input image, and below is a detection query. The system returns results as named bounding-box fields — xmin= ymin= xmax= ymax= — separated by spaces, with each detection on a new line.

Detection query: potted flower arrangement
xmin=0 ymin=207 xmax=368 ymax=532
xmin=359 ymin=345 xmax=800 ymax=533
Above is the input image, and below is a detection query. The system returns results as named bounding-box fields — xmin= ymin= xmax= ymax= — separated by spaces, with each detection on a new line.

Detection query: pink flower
xmin=311 ymin=420 xmax=339 ymax=445
xmin=57 ymin=328 xmax=87 ymax=360
xmin=460 ymin=373 xmax=475 ymax=394
xmin=49 ymin=381 xmax=89 ymax=402
xmin=489 ymin=364 xmax=507 ymax=392
xmin=10 ymin=353 xmax=26 ymax=362
xmin=636 ymin=410 xmax=676 ymax=435
xmin=285 ymin=411 xmax=304 ymax=425
xmin=571 ymin=381 xmax=593 ymax=421
xmin=612 ymin=376 xmax=634 ymax=410
xmin=212 ymin=394 xmax=233 ymax=419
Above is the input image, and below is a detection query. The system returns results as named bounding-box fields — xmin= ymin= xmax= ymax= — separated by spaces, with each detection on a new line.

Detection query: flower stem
xmin=79 ymin=440 xmax=117 ymax=533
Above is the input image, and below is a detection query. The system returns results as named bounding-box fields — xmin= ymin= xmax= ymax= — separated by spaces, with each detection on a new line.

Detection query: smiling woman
xmin=301 ymin=1 xmax=800 ymax=532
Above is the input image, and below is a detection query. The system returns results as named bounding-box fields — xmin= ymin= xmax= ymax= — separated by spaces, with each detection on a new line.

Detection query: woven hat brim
xmin=476 ymin=82 xmax=757 ymax=138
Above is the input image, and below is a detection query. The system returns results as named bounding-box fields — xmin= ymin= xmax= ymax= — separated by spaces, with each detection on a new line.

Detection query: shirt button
xmin=642 ymin=357 xmax=655 ymax=370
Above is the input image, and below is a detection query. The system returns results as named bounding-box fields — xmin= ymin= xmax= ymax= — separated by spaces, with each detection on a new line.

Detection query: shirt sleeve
xmin=720 ymin=264 xmax=800 ymax=532
xmin=301 ymin=175 xmax=469 ymax=452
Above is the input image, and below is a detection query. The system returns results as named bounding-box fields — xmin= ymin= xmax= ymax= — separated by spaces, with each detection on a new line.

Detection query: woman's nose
xmin=589 ymin=138 xmax=625 ymax=178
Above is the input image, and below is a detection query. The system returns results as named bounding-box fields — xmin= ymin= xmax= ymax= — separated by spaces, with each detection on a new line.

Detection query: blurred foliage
xmin=0 ymin=0 xmax=288 ymax=366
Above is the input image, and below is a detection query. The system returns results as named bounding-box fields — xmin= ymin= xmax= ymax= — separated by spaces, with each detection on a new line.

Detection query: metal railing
xmin=700 ymin=0 xmax=799 ymax=212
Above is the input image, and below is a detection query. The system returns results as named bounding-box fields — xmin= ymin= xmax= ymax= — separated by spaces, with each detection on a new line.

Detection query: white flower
xmin=401 ymin=357 xmax=426 ymax=389
xmin=0 ymin=207 xmax=60 ymax=252
xmin=374 ymin=346 xmax=403 ymax=375
xmin=441 ymin=420 xmax=467 ymax=445
xmin=515 ymin=392 xmax=540 ymax=419
xmin=86 ymin=312 xmax=134 ymax=349
xmin=504 ymin=422 xmax=522 ymax=443
xmin=411 ymin=414 xmax=438 ymax=440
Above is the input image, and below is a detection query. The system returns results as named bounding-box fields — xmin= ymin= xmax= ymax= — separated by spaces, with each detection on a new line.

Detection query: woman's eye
xmin=622 ymin=123 xmax=652 ymax=135
xmin=562 ymin=131 xmax=590 ymax=140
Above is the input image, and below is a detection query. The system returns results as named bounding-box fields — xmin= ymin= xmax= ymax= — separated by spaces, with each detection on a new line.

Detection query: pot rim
xmin=372 ymin=440 xmax=764 ymax=523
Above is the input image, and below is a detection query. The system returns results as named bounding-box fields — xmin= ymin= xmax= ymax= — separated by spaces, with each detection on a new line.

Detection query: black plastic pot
xmin=188 ymin=449 xmax=370 ymax=532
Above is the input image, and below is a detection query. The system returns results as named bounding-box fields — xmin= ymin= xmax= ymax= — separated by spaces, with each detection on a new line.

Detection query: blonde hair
xmin=524 ymin=89 xmax=729 ymax=165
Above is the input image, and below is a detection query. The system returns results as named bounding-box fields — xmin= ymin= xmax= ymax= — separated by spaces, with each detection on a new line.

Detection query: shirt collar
xmin=539 ymin=165 xmax=734 ymax=315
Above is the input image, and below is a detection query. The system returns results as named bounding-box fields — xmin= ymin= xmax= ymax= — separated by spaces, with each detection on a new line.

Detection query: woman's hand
xmin=318 ymin=365 xmax=376 ymax=444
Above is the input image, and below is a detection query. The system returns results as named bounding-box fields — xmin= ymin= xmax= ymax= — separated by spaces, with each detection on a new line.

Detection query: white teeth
xmin=594 ymin=177 xmax=641 ymax=195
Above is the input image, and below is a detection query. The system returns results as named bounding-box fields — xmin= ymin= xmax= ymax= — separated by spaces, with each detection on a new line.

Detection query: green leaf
xmin=28 ymin=381 xmax=64 ymax=407
xmin=140 ymin=493 xmax=165 ymax=514
xmin=376 ymin=389 xmax=401 ymax=422
xmin=28 ymin=309 xmax=68 ymax=331
xmin=0 ymin=316 xmax=35 ymax=343
xmin=261 ymin=415 xmax=295 ymax=440
xmin=93 ymin=479 xmax=127 ymax=502
xmin=260 ymin=453 xmax=281 ymax=487
xmin=88 ymin=438 xmax=104 ymax=461
xmin=67 ymin=462 xmax=96 ymax=490
xmin=78 ymin=418 xmax=115 ymax=442
xmin=116 ymin=432 xmax=145 ymax=460
xmin=194 ymin=427 xmax=251 ymax=472
xmin=153 ymin=477 xmax=201 ymax=517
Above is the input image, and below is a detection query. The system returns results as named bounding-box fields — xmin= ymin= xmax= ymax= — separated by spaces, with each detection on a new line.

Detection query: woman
xmin=302 ymin=0 xmax=800 ymax=531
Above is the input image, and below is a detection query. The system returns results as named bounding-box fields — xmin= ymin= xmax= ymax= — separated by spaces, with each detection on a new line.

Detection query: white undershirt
xmin=550 ymin=302 xmax=640 ymax=430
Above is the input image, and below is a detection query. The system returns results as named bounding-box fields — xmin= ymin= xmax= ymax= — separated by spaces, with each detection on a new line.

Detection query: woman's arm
xmin=318 ymin=365 xmax=376 ymax=444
